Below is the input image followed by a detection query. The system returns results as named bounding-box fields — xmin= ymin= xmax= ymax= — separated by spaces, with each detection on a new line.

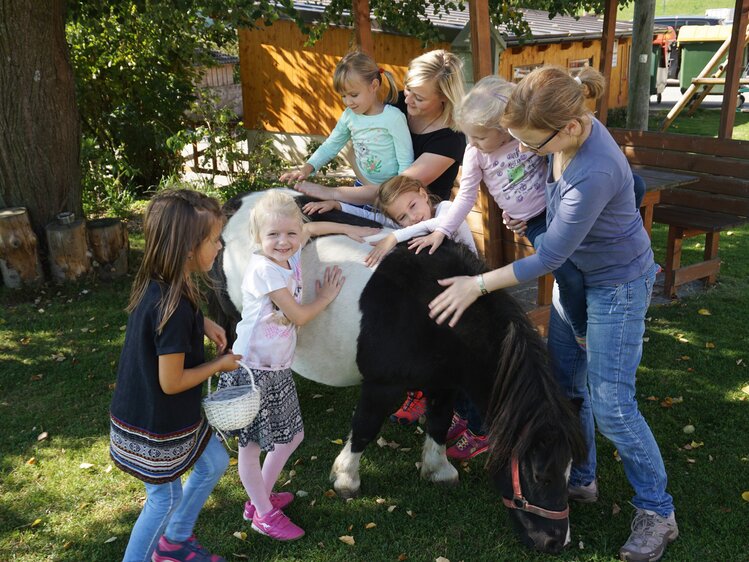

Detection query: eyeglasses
xmin=511 ymin=129 xmax=560 ymax=152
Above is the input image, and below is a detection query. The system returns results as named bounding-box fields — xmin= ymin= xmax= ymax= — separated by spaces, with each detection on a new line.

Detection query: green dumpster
xmin=678 ymin=25 xmax=748 ymax=93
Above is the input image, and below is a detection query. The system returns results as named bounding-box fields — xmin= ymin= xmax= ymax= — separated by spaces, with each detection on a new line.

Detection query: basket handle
xmin=205 ymin=360 xmax=257 ymax=397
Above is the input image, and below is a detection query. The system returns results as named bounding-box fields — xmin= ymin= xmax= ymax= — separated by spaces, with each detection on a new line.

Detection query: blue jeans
xmin=547 ymin=262 xmax=674 ymax=516
xmin=525 ymin=213 xmax=588 ymax=339
xmin=123 ymin=435 xmax=229 ymax=562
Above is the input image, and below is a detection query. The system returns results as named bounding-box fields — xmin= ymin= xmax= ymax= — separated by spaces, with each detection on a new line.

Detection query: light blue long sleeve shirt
xmin=307 ymin=106 xmax=414 ymax=185
xmin=513 ymin=118 xmax=653 ymax=286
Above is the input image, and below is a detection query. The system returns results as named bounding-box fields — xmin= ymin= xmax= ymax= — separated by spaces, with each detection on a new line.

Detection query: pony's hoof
xmin=334 ymin=483 xmax=361 ymax=499
xmin=421 ymin=461 xmax=459 ymax=486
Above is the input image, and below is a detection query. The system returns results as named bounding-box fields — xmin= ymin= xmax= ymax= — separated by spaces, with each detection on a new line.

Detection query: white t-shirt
xmin=232 ymin=250 xmax=302 ymax=370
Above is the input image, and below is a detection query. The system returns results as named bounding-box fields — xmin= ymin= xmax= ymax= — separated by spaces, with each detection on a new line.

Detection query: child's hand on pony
xmin=409 ymin=230 xmax=446 ymax=255
xmin=316 ymin=266 xmax=346 ymax=304
xmin=365 ymin=234 xmax=397 ymax=267
xmin=340 ymin=224 xmax=381 ymax=243
xmin=303 ymin=200 xmax=340 ymax=215
xmin=280 ymin=163 xmax=314 ymax=184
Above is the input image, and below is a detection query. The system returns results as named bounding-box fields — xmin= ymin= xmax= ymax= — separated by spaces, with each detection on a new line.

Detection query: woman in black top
xmin=292 ymin=49 xmax=466 ymax=202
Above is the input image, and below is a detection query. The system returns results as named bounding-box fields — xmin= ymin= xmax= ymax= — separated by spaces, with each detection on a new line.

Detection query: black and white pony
xmin=210 ymin=190 xmax=586 ymax=553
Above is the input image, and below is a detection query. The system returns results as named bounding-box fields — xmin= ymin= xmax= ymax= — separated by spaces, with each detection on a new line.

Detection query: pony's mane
xmin=482 ymin=297 xmax=586 ymax=471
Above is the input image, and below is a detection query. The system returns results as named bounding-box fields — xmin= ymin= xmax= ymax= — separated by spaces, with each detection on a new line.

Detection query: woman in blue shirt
xmin=428 ymin=66 xmax=677 ymax=562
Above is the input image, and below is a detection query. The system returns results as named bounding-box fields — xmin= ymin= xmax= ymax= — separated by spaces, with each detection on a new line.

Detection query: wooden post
xmin=351 ymin=0 xmax=374 ymax=56
xmin=45 ymin=215 xmax=91 ymax=283
xmin=0 ymin=208 xmax=43 ymax=288
xmin=718 ymin=0 xmax=749 ymax=139
xmin=87 ymin=218 xmax=129 ymax=279
xmin=597 ymin=0 xmax=620 ymax=124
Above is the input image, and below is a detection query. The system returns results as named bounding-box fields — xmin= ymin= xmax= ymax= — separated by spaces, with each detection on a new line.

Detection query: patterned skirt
xmin=217 ymin=366 xmax=303 ymax=450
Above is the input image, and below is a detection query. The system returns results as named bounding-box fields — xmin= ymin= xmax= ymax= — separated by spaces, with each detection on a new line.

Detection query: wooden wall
xmin=497 ymin=38 xmax=631 ymax=112
xmin=239 ymin=21 xmax=631 ymax=135
xmin=238 ymin=22 xmax=449 ymax=134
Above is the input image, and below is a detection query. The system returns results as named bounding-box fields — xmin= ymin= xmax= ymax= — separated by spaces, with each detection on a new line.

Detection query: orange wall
xmin=239 ymin=20 xmax=630 ymax=135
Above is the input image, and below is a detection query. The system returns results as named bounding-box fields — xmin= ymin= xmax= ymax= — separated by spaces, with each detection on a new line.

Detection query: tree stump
xmin=0 ymin=207 xmax=44 ymax=288
xmin=87 ymin=218 xmax=129 ymax=279
xmin=45 ymin=217 xmax=91 ymax=283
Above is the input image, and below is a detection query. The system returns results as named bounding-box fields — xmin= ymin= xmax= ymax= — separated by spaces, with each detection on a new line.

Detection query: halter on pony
xmin=502 ymin=454 xmax=570 ymax=520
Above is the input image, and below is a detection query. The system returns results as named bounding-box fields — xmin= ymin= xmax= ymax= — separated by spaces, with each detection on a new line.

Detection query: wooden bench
xmin=612 ymin=129 xmax=749 ymax=298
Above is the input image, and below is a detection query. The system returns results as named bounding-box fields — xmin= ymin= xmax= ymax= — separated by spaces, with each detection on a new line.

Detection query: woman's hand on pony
xmin=502 ymin=211 xmax=528 ymax=237
xmin=409 ymin=230 xmax=446 ymax=255
xmin=280 ymin=163 xmax=314 ymax=184
xmin=204 ymin=318 xmax=227 ymax=353
xmin=303 ymin=200 xmax=340 ymax=215
xmin=428 ymin=275 xmax=482 ymax=327
xmin=365 ymin=234 xmax=397 ymax=268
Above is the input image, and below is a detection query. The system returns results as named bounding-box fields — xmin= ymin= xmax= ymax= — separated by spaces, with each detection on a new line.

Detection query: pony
xmin=209 ymin=190 xmax=586 ymax=553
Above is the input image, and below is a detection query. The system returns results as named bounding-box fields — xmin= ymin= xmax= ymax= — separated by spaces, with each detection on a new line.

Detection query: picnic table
xmin=633 ymin=165 xmax=699 ymax=235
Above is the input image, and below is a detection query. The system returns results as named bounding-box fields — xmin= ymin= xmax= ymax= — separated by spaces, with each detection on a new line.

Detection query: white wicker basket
xmin=203 ymin=361 xmax=260 ymax=432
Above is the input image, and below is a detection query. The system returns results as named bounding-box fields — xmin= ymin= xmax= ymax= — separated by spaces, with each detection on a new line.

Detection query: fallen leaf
xmin=376 ymin=437 xmax=388 ymax=448
xmin=289 ymin=470 xmax=296 ymax=478
xmin=612 ymin=502 xmax=621 ymax=516
xmin=324 ymin=489 xmax=337 ymax=498
xmin=660 ymin=397 xmax=673 ymax=408
xmin=26 ymin=457 xmax=36 ymax=465
xmin=347 ymin=524 xmax=353 ymax=531
xmin=296 ymin=490 xmax=309 ymax=497
xmin=388 ymin=505 xmax=397 ymax=512
xmin=686 ymin=458 xmax=696 ymax=464
xmin=339 ymin=535 xmax=355 ymax=546
xmin=105 ymin=465 xmax=112 ymax=473
xmin=414 ymin=426 xmax=424 ymax=435
xmin=233 ymin=531 xmax=247 ymax=540
xmin=671 ymin=396 xmax=684 ymax=404
xmin=37 ymin=432 xmax=48 ymax=441
xmin=326 ymin=408 xmax=334 ymax=413
xmin=646 ymin=395 xmax=659 ymax=401
xmin=30 ymin=374 xmax=43 ymax=381
xmin=310 ymin=500 xmax=316 ymax=507
xmin=365 ymin=522 xmax=376 ymax=529
xmin=312 ymin=394 xmax=323 ymax=399
xmin=741 ymin=491 xmax=749 ymax=502
xmin=683 ymin=424 xmax=695 ymax=434
xmin=406 ymin=510 xmax=414 ymax=517
xmin=737 ymin=359 xmax=745 ymax=366
xmin=398 ymin=555 xmax=407 ymax=561
xmin=103 ymin=536 xmax=117 ymax=543
xmin=31 ymin=518 xmax=42 ymax=528
xmin=689 ymin=441 xmax=704 ymax=449
xmin=742 ymin=385 xmax=749 ymax=395
xmin=679 ymin=355 xmax=690 ymax=361
xmin=399 ymin=448 xmax=411 ymax=452
xmin=79 ymin=462 xmax=94 ymax=469
xmin=63 ymin=541 xmax=73 ymax=550
xmin=705 ymin=342 xmax=716 ymax=349
xmin=642 ymin=337 xmax=650 ymax=343
xmin=613 ymin=450 xmax=621 ymax=462
xmin=579 ymin=541 xmax=585 ymax=550
xmin=229 ymin=458 xmax=238 ymax=466
xmin=387 ymin=441 xmax=400 ymax=449
xmin=375 ymin=498 xmax=386 ymax=504
xmin=310 ymin=456 xmax=318 ymax=461
xmin=330 ymin=439 xmax=344 ymax=445
xmin=697 ymin=309 xmax=711 ymax=316
xmin=436 ymin=557 xmax=450 ymax=562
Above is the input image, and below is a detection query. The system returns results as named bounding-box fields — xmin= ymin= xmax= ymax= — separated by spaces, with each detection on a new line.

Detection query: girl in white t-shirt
xmin=218 ymin=190 xmax=377 ymax=541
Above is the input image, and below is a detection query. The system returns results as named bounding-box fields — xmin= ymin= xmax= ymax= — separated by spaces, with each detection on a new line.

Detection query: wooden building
xmin=238 ymin=6 xmax=635 ymax=136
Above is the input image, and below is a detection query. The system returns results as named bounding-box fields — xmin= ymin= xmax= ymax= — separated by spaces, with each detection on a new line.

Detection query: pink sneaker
xmin=390 ymin=391 xmax=427 ymax=425
xmin=243 ymin=491 xmax=295 ymax=520
xmin=446 ymin=429 xmax=488 ymax=460
xmin=446 ymin=413 xmax=468 ymax=443
xmin=151 ymin=534 xmax=225 ymax=561
xmin=251 ymin=507 xmax=304 ymax=541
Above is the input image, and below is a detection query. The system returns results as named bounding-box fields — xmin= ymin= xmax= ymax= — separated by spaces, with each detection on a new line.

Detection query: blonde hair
xmin=501 ymin=66 xmax=606 ymax=131
xmin=333 ymin=51 xmax=398 ymax=105
xmin=405 ymin=50 xmax=465 ymax=130
xmin=376 ymin=175 xmax=439 ymax=220
xmin=249 ymin=190 xmax=306 ymax=246
xmin=455 ymin=75 xmax=514 ymax=132
xmin=127 ymin=189 xmax=223 ymax=333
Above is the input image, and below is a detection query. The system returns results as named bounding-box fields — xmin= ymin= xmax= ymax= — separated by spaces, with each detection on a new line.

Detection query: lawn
xmin=616 ymin=0 xmax=734 ymax=20
xmin=1 ymin=214 xmax=748 ymax=562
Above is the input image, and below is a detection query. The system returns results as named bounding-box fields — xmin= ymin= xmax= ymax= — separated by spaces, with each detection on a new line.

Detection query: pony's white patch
xmin=222 ymin=189 xmax=396 ymax=387
xmin=330 ymin=439 xmax=362 ymax=498
xmin=420 ymin=436 xmax=459 ymax=485
xmin=564 ymin=460 xmax=571 ymax=483
xmin=564 ymin=460 xmax=572 ymax=546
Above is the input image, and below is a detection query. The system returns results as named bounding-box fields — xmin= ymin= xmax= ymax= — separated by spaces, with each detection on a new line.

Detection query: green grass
xmin=608 ymin=108 xmax=749 ymax=140
xmin=2 ymin=219 xmax=749 ymax=561
xmin=616 ymin=0 xmax=734 ymax=21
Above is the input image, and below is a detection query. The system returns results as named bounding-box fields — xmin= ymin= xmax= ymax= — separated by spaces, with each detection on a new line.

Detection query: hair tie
xmin=378 ymin=67 xmax=384 ymax=74
xmin=574 ymin=75 xmax=583 ymax=85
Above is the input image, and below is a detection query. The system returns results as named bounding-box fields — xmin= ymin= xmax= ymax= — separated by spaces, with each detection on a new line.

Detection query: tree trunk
xmin=626 ymin=0 xmax=656 ymax=130
xmin=0 ymin=0 xmax=82 ymax=238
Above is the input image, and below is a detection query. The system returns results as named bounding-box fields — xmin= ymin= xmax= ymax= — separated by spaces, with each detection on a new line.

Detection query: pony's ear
xmin=569 ymin=397 xmax=583 ymax=414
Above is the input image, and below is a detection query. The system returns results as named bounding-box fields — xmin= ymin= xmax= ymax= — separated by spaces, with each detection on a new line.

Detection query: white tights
xmin=238 ymin=432 xmax=304 ymax=516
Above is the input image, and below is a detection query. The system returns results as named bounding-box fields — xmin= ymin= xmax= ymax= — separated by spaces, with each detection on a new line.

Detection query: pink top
xmin=436 ymin=141 xmax=548 ymax=237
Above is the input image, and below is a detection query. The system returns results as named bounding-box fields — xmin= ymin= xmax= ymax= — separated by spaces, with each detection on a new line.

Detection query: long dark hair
xmin=127 ymin=189 xmax=223 ymax=333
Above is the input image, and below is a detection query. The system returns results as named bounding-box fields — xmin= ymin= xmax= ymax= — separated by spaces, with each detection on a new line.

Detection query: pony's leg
xmin=420 ymin=391 xmax=459 ymax=486
xmin=330 ymin=382 xmax=401 ymax=498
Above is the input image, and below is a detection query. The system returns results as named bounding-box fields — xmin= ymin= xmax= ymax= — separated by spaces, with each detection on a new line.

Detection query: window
xmin=512 ymin=63 xmax=543 ymax=83
xmin=568 ymin=58 xmax=593 ymax=76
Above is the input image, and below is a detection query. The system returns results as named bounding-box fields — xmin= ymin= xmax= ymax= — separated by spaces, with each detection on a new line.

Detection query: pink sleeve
xmin=435 ymin=146 xmax=483 ymax=236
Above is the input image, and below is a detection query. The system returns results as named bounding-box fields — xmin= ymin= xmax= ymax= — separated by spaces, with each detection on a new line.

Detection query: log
xmin=0 ymin=207 xmax=43 ymax=288
xmin=45 ymin=216 xmax=91 ymax=283
xmin=87 ymin=218 xmax=129 ymax=279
